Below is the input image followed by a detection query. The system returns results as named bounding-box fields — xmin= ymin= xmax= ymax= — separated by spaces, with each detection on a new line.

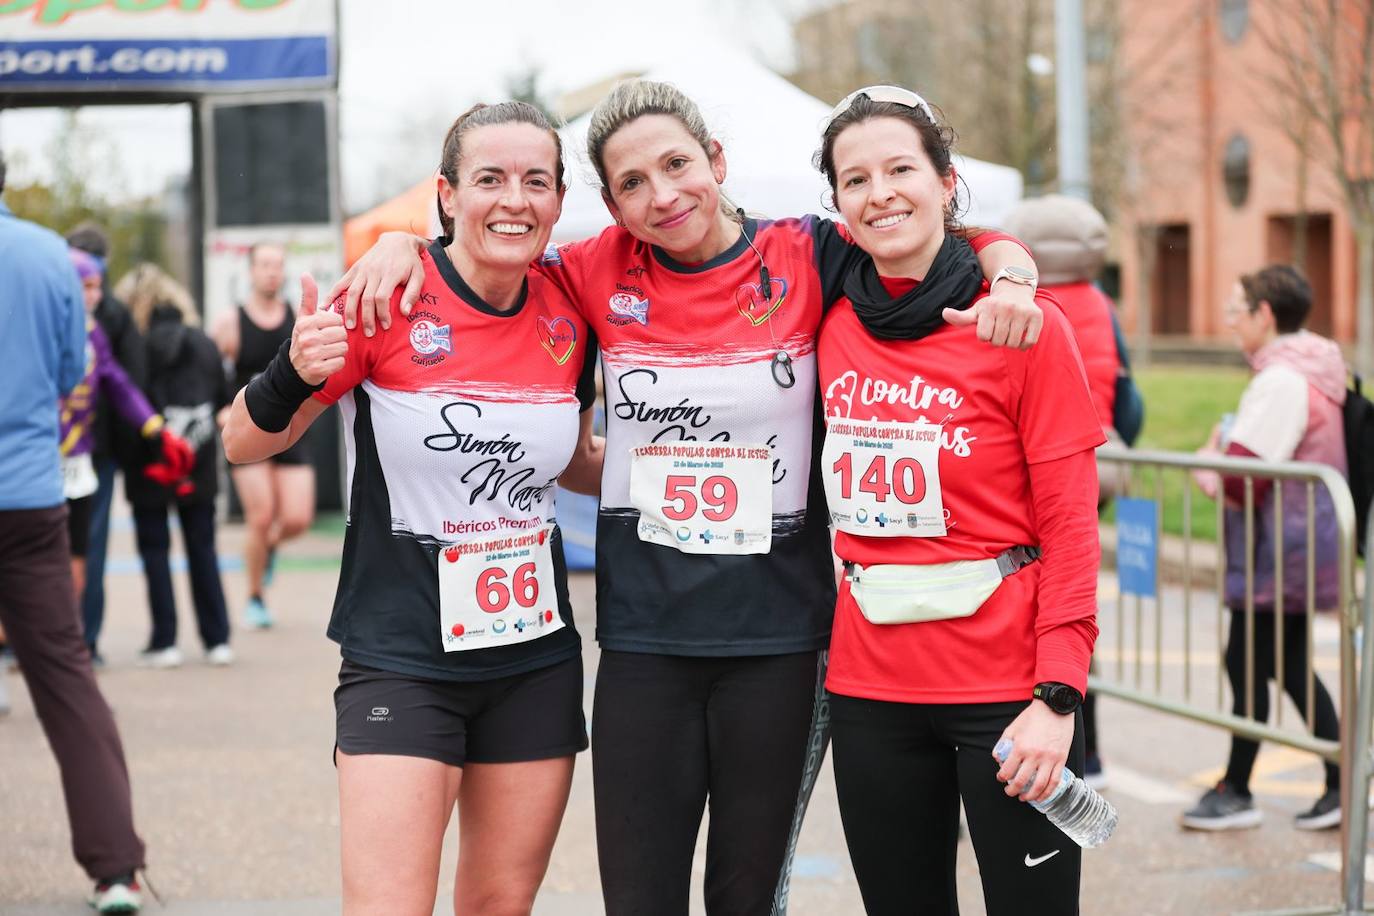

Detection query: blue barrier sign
xmin=1116 ymin=497 xmax=1158 ymax=598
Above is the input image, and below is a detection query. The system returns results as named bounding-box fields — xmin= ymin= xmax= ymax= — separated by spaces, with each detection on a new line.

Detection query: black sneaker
xmin=88 ymin=872 xmax=141 ymax=913
xmin=1181 ymin=782 xmax=1263 ymax=831
xmin=1294 ymin=788 xmax=1341 ymax=830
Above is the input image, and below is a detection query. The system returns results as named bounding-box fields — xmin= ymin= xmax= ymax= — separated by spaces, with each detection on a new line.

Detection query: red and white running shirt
xmin=313 ymin=241 xmax=595 ymax=681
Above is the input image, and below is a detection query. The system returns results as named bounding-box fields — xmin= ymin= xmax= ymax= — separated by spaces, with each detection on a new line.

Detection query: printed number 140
xmin=831 ymin=452 xmax=927 ymax=504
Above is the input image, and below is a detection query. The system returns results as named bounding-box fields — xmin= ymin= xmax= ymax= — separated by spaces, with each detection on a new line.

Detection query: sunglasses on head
xmin=825 ymin=85 xmax=937 ymax=131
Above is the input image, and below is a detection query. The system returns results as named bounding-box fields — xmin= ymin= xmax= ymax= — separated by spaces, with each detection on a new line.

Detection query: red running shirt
xmin=817 ymin=277 xmax=1105 ymax=703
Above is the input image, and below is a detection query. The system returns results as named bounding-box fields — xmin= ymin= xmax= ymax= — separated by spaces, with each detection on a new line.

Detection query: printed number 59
xmin=476 ymin=562 xmax=538 ymax=614
xmin=662 ymin=474 xmax=738 ymax=522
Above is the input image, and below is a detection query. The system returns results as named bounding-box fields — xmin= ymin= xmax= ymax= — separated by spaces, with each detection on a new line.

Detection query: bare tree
xmin=1257 ymin=0 xmax=1374 ymax=373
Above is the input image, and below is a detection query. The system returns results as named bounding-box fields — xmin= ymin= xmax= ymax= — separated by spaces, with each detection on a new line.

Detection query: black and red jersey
xmin=314 ymin=241 xmax=596 ymax=681
xmin=539 ymin=216 xmax=855 ymax=655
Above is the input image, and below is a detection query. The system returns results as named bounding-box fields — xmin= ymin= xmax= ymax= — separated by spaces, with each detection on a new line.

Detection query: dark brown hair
xmin=814 ymin=93 xmax=963 ymax=231
xmin=1240 ymin=264 xmax=1312 ymax=334
xmin=436 ymin=101 xmax=566 ymax=238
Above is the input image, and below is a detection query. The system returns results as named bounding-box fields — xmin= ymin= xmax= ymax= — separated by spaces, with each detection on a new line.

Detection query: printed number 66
xmin=662 ymin=474 xmax=738 ymax=522
xmin=476 ymin=562 xmax=538 ymax=614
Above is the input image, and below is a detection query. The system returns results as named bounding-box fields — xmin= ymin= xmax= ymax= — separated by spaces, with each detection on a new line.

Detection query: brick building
xmin=1117 ymin=0 xmax=1363 ymax=345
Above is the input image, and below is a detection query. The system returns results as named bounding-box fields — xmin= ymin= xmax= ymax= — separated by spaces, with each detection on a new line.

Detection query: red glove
xmin=143 ymin=430 xmax=196 ymax=496
xmin=159 ymin=430 xmax=195 ymax=478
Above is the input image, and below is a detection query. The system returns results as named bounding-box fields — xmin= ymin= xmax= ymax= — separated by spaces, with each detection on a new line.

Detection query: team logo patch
xmin=541 ymin=243 xmax=563 ymax=265
xmin=608 ymin=291 xmax=650 ymax=325
xmin=410 ymin=320 xmax=451 ymax=355
xmin=735 ymin=277 xmax=788 ymax=326
xmin=538 ymin=316 xmax=578 ymax=365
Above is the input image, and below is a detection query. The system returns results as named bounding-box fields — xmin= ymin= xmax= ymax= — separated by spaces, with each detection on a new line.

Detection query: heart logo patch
xmin=734 ymin=277 xmax=789 ymax=326
xmin=538 ymin=316 xmax=578 ymax=365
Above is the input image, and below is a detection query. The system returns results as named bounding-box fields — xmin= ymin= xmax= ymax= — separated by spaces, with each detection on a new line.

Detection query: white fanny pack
xmin=844 ymin=546 xmax=1041 ymax=625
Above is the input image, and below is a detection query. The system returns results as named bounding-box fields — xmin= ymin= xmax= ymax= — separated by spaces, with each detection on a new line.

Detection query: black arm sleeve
xmin=809 ymin=215 xmax=866 ymax=312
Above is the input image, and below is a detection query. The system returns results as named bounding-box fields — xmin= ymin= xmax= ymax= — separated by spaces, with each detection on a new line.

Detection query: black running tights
xmin=830 ymin=695 xmax=1084 ymax=916
xmin=1223 ymin=609 xmax=1340 ymax=793
xmin=592 ymin=649 xmax=823 ymax=916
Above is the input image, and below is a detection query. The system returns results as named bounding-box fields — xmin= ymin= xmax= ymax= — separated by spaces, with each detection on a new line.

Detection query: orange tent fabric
xmin=344 ymin=177 xmax=438 ymax=267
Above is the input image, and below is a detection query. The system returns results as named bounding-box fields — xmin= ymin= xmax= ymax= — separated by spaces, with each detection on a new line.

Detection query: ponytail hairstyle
xmin=585 ymin=79 xmax=741 ymax=224
xmin=435 ymin=101 xmax=566 ymax=238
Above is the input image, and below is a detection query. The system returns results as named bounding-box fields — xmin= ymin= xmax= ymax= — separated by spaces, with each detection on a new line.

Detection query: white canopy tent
xmin=552 ymin=56 xmax=1023 ymax=243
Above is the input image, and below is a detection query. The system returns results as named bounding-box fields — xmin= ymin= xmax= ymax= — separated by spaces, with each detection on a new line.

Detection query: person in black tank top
xmin=233 ymin=304 xmax=294 ymax=392
xmin=210 ymin=243 xmax=316 ymax=629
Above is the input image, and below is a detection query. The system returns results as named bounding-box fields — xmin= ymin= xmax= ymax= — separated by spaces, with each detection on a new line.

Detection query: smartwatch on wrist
xmin=989 ymin=265 xmax=1038 ymax=294
xmin=1032 ymin=681 xmax=1083 ymax=715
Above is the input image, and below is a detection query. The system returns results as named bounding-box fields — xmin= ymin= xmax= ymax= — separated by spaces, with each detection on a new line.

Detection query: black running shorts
xmin=334 ymin=654 xmax=588 ymax=768
xmin=66 ymin=495 xmax=93 ymax=558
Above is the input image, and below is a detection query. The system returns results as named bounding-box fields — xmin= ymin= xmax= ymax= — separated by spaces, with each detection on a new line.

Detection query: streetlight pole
xmin=1055 ymin=0 xmax=1091 ymax=201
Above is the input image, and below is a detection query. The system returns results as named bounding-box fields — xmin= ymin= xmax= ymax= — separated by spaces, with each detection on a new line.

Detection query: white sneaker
xmin=138 ymin=646 xmax=183 ymax=669
xmin=205 ymin=644 xmax=235 ymax=667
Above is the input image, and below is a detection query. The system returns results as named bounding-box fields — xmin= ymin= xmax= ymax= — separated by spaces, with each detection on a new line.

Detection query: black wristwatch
xmin=1032 ymin=682 xmax=1083 ymax=715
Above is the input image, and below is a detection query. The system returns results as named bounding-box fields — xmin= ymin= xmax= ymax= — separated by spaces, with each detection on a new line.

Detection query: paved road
xmin=0 ymin=512 xmax=1363 ymax=914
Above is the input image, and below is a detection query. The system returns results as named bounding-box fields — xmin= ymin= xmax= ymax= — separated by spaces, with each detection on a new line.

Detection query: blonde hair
xmin=114 ymin=262 xmax=199 ymax=332
xmin=585 ymin=79 xmax=740 ymax=223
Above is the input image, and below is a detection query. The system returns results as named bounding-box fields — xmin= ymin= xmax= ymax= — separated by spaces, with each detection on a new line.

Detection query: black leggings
xmin=592 ymin=649 xmax=824 ymax=916
xmin=830 ymin=695 xmax=1084 ymax=916
xmin=1223 ymin=609 xmax=1340 ymax=793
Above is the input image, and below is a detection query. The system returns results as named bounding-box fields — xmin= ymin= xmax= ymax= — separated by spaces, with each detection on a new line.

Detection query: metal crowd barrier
xmin=1091 ymin=446 xmax=1362 ymax=915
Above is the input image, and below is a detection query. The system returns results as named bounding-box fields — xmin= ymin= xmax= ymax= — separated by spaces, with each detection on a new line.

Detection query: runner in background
xmin=333 ymin=78 xmax=1044 ymax=916
xmin=813 ymin=88 xmax=1103 ymax=915
xmin=210 ymin=243 xmax=314 ymax=629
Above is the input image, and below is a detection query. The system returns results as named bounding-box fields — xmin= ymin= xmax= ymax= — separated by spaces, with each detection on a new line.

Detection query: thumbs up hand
xmin=289 ymin=273 xmax=348 ymax=386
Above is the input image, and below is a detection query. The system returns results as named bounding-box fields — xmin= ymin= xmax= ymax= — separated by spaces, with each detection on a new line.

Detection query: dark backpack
xmin=1110 ymin=308 xmax=1145 ymax=446
xmin=1345 ymin=374 xmax=1374 ymax=556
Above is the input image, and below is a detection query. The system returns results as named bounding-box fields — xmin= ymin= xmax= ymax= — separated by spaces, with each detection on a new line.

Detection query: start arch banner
xmin=0 ymin=0 xmax=336 ymax=91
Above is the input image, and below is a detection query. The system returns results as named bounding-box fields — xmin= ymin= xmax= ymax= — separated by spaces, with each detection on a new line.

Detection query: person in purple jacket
xmin=60 ymin=249 xmax=195 ymax=608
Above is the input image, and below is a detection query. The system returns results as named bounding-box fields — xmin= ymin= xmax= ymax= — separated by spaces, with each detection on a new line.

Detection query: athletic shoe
xmin=1181 ymin=782 xmax=1263 ymax=831
xmin=89 ymin=872 xmax=141 ymax=913
xmin=243 ymin=597 xmax=274 ymax=629
xmin=1294 ymin=788 xmax=1342 ymax=830
xmin=137 ymin=646 xmax=183 ymax=669
xmin=205 ymin=644 xmax=235 ymax=666
xmin=1083 ymin=753 xmax=1108 ymax=791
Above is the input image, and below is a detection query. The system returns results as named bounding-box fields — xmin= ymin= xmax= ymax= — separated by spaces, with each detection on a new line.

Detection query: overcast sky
xmin=0 ymin=0 xmax=812 ymax=213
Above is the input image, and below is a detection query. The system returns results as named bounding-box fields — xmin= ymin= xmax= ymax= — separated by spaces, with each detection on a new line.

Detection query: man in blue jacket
xmin=0 ymin=153 xmax=148 ymax=913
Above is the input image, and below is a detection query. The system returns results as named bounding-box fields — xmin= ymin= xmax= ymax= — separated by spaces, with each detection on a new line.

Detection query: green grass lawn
xmin=1106 ymin=365 xmax=1252 ymax=540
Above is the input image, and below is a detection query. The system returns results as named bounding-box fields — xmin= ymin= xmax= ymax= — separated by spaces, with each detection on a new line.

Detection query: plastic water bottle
xmin=993 ymin=738 xmax=1118 ymax=848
